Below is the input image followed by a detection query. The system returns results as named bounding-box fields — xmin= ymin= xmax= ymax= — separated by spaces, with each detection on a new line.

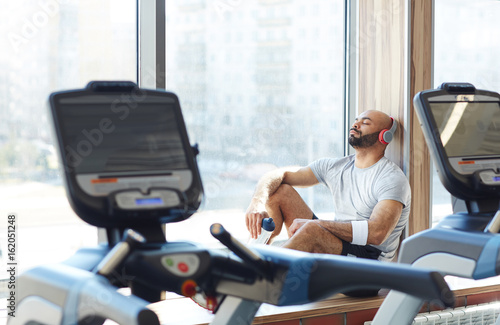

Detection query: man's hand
xmin=288 ymin=218 xmax=313 ymax=237
xmin=245 ymin=203 xmax=269 ymax=239
xmin=244 ymin=166 xmax=319 ymax=240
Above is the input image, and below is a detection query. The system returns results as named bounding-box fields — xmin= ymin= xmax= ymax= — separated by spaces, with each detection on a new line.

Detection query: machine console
xmin=49 ymin=81 xmax=203 ymax=228
xmin=414 ymin=83 xmax=500 ymax=212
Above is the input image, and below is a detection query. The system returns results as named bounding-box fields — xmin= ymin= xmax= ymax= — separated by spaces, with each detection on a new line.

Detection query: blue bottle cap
xmin=262 ymin=218 xmax=275 ymax=231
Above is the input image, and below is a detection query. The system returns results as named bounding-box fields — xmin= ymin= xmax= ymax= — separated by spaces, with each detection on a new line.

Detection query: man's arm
xmin=245 ymin=166 xmax=319 ymax=238
xmin=290 ymin=199 xmax=403 ymax=246
xmin=364 ymin=199 xmax=403 ymax=245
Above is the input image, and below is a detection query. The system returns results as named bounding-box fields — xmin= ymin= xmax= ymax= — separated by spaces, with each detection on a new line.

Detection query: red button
xmin=181 ymin=280 xmax=197 ymax=297
xmin=178 ymin=262 xmax=189 ymax=273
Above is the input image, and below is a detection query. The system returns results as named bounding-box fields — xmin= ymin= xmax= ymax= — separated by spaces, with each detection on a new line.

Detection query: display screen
xmin=429 ymin=101 xmax=500 ymax=158
xmin=135 ymin=197 xmax=164 ymax=205
xmin=57 ymin=96 xmax=189 ymax=174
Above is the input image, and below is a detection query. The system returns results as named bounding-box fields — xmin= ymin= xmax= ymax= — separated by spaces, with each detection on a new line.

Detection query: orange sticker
xmin=91 ymin=178 xmax=118 ymax=184
xmin=458 ymin=161 xmax=475 ymax=165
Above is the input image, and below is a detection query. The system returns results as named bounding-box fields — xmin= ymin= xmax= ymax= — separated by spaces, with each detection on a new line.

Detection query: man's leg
xmin=265 ymin=184 xmax=315 ymax=243
xmin=282 ymin=220 xmax=344 ymax=254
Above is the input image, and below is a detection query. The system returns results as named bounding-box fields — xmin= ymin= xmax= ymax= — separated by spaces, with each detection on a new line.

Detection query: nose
xmin=351 ymin=120 xmax=360 ymax=130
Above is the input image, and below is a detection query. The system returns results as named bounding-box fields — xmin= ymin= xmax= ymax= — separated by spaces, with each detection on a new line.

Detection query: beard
xmin=348 ymin=130 xmax=380 ymax=148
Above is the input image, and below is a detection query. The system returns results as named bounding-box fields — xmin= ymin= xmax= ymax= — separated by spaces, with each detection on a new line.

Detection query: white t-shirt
xmin=309 ymin=155 xmax=411 ymax=261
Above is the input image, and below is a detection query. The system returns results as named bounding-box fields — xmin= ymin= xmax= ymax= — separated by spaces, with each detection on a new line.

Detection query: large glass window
xmin=163 ymin=0 xmax=346 ymax=244
xmin=2 ymin=0 xmax=347 ymax=279
xmin=432 ymin=0 xmax=500 ymax=225
xmin=0 ymin=0 xmax=136 ymax=274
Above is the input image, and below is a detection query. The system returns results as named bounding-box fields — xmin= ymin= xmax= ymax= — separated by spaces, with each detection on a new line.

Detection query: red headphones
xmin=378 ymin=117 xmax=397 ymax=145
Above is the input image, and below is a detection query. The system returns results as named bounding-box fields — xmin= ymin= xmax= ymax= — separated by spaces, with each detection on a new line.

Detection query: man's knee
xmin=295 ymin=220 xmax=322 ymax=237
xmin=268 ymin=184 xmax=296 ymax=206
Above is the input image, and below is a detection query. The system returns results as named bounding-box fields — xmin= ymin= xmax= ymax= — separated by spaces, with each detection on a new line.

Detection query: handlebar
xmin=484 ymin=210 xmax=500 ymax=233
xmin=75 ymin=275 xmax=160 ymax=325
xmin=308 ymin=255 xmax=454 ymax=307
xmin=211 ymin=223 xmax=273 ymax=281
xmin=94 ymin=229 xmax=146 ymax=276
xmin=126 ymin=224 xmax=454 ymax=308
xmin=247 ymin=245 xmax=455 ymax=308
xmin=10 ymin=264 xmax=159 ymax=325
xmin=207 ymin=226 xmax=454 ymax=308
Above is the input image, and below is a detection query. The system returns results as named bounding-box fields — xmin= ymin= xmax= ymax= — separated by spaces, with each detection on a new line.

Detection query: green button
xmin=165 ymin=258 xmax=174 ymax=267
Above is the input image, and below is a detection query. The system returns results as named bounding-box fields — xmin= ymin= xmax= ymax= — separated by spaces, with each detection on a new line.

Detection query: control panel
xmin=115 ymin=190 xmax=181 ymax=210
xmin=479 ymin=170 xmax=500 ymax=186
xmin=161 ymin=253 xmax=200 ymax=277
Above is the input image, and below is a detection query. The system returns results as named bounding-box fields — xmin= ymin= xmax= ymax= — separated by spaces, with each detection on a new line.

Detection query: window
xmin=162 ymin=0 xmax=346 ymax=244
xmin=432 ymin=0 xmax=500 ymax=225
xmin=2 ymin=0 xmax=348 ymax=278
xmin=0 ymin=0 xmax=136 ymax=272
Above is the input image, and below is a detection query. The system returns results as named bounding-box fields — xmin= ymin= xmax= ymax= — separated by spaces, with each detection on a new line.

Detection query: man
xmin=245 ymin=110 xmax=411 ymax=264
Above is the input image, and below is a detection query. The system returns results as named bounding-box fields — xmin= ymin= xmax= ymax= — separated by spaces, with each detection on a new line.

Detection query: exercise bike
xmin=10 ymin=81 xmax=455 ymax=325
xmin=373 ymin=83 xmax=500 ymax=324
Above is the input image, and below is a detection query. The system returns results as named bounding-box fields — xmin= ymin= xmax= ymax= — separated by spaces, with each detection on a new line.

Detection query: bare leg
xmin=265 ymin=184 xmax=315 ymax=242
xmin=265 ymin=184 xmax=344 ymax=255
xmin=282 ymin=221 xmax=343 ymax=254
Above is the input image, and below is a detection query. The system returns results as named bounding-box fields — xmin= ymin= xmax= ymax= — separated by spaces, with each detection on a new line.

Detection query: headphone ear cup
xmin=379 ymin=129 xmax=389 ymax=144
xmin=383 ymin=130 xmax=393 ymax=144
xmin=380 ymin=117 xmax=396 ymax=145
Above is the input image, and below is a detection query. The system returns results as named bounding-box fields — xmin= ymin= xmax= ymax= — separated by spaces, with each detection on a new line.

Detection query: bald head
xmin=359 ymin=110 xmax=394 ymax=131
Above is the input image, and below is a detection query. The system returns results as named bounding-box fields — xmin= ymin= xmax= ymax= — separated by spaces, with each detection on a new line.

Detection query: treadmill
xmin=373 ymin=82 xmax=500 ymax=324
xmin=10 ymin=81 xmax=455 ymax=325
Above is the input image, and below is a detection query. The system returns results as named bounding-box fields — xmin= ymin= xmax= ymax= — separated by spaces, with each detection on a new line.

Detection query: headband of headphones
xmin=378 ymin=117 xmax=397 ymax=145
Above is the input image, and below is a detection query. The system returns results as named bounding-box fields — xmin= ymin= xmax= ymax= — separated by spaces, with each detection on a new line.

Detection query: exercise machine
xmin=10 ymin=81 xmax=455 ymax=325
xmin=373 ymin=82 xmax=500 ymax=324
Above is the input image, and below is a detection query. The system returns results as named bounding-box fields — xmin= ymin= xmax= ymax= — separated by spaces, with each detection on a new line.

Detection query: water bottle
xmin=248 ymin=218 xmax=275 ymax=245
